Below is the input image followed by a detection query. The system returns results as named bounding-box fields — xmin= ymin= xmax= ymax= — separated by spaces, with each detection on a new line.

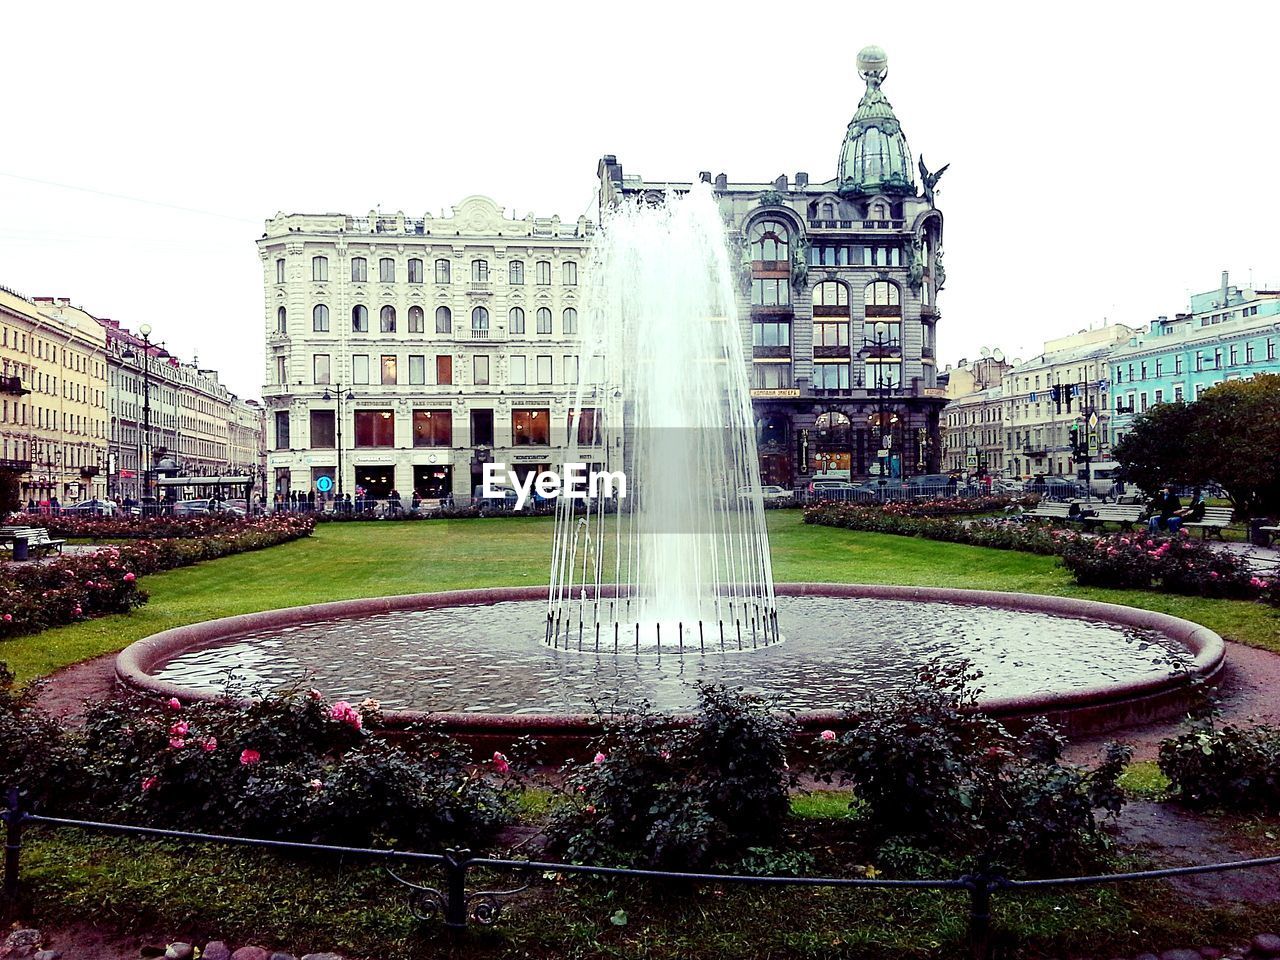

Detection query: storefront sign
xmin=797 ymin=429 xmax=810 ymax=475
xmin=751 ymin=388 xmax=801 ymax=399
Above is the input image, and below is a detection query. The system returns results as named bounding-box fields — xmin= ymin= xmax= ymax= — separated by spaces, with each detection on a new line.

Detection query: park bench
xmin=1183 ymin=505 xmax=1234 ymax=540
xmin=1259 ymin=525 xmax=1280 ymax=548
xmin=1077 ymin=504 xmax=1145 ymax=532
xmin=0 ymin=525 xmax=67 ymax=558
xmin=1021 ymin=502 xmax=1073 ymax=522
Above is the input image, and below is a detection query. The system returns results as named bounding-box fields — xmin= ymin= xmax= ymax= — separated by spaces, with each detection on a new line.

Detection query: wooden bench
xmin=1183 ymin=506 xmax=1234 ymax=540
xmin=0 ymin=525 xmax=67 ymax=557
xmin=1021 ymin=502 xmax=1073 ymax=522
xmin=1078 ymin=504 xmax=1145 ymax=531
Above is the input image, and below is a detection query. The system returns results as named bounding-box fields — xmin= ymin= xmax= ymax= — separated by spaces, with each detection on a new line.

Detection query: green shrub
xmin=1158 ymin=720 xmax=1280 ymax=809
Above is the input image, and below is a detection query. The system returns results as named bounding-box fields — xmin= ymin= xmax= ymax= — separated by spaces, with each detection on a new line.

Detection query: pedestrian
xmin=50 ymin=494 xmax=61 ymax=515
xmin=1144 ymin=486 xmax=1182 ymax=533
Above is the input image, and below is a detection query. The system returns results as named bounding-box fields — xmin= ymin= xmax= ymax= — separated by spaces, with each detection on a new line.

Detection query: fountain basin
xmin=116 ymin=584 xmax=1224 ymax=744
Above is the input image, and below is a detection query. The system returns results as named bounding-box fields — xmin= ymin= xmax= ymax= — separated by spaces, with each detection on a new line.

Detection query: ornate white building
xmin=257 ymin=197 xmax=593 ymax=502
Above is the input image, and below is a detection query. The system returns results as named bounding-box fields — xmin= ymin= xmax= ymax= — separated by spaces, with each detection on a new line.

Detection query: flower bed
xmin=804 ymin=502 xmax=1277 ymax=604
xmin=34 ymin=513 xmax=280 ymax=540
xmin=0 ymin=515 xmax=315 ymax=640
xmin=879 ymin=494 xmax=1038 ymax=518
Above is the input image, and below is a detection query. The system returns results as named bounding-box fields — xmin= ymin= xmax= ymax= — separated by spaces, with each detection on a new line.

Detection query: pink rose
xmin=329 ymin=701 xmax=363 ymax=730
xmin=73 ymin=606 xmax=82 ymax=616
xmin=141 ymin=776 xmax=158 ymax=792
xmin=819 ymin=729 xmax=837 ymax=742
xmin=593 ymin=752 xmax=607 ymax=764
xmin=169 ymin=737 xmax=186 ymax=749
xmin=308 ymin=778 xmax=324 ymax=791
xmin=240 ymin=749 xmax=261 ymax=766
xmin=2 ymin=614 xmax=11 ymax=623
xmin=170 ymin=721 xmax=189 ymax=737
xmin=167 ymin=697 xmax=182 ymax=711
xmin=124 ymin=572 xmax=136 ymax=582
xmin=201 ymin=737 xmax=218 ymax=752
xmin=492 ymin=751 xmax=510 ymax=774
xmin=585 ymin=804 xmax=597 ymax=814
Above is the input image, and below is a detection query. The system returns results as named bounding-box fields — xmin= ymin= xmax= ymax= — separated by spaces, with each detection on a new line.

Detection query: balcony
xmin=468 ymin=281 xmax=492 ymax=296
xmin=466 ymin=327 xmax=493 ymax=340
xmin=0 ymin=375 xmax=28 ymax=396
xmin=807 ymin=219 xmax=906 ymax=231
xmin=0 ymin=458 xmax=31 ymax=473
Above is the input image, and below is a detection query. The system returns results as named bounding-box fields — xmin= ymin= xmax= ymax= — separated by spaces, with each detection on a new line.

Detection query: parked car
xmin=1026 ymin=478 xmax=1086 ymax=501
xmin=62 ymin=498 xmax=117 ymax=516
xmin=807 ymin=479 xmax=858 ymax=496
xmin=739 ymin=484 xmax=794 ymax=503
xmin=906 ymin=474 xmax=959 ymax=497
xmin=172 ymin=499 xmax=212 ymax=516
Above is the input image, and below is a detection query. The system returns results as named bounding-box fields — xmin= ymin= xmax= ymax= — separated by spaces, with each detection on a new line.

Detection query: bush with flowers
xmin=813 ymin=661 xmax=1130 ymax=875
xmin=1158 ymin=716 xmax=1280 ymax=810
xmin=878 ymin=495 xmax=1038 ymax=519
xmin=0 ymin=515 xmax=315 ymax=641
xmin=4 ymin=686 xmax=518 ymax=848
xmin=546 ymin=684 xmax=795 ymax=870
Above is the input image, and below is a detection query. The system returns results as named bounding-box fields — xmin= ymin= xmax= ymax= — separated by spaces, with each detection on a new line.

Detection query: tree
xmin=1114 ymin=374 xmax=1280 ymax=518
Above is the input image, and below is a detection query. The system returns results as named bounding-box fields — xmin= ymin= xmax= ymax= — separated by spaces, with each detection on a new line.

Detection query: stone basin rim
xmin=115 ymin=583 xmax=1225 ymax=734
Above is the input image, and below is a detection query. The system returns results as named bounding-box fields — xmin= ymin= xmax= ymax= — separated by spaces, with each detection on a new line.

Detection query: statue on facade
xmin=918 ymin=156 xmax=949 ymax=206
xmin=791 ymin=236 xmax=810 ymax=291
xmin=904 ymin=235 xmax=925 ymax=293
xmin=933 ymin=246 xmax=947 ymax=292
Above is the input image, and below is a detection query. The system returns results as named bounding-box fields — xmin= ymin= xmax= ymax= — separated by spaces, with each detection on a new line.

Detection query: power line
xmin=0 ymin=171 xmax=258 ymax=224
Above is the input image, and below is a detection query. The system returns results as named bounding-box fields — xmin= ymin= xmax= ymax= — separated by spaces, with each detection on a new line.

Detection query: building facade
xmin=0 ymin=288 xmax=108 ymax=506
xmin=941 ymin=353 xmax=1012 ymax=476
xmin=257 ymin=197 xmax=593 ymax=502
xmin=598 ymin=46 xmax=948 ymax=489
xmin=1109 ymin=273 xmax=1280 ymax=447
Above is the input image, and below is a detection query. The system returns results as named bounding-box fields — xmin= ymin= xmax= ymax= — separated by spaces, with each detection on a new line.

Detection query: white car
xmin=738 ymin=485 xmax=794 ymax=503
xmin=62 ymin=498 xmax=117 ymax=516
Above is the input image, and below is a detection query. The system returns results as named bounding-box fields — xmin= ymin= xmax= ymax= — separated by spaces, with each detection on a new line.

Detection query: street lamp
xmin=858 ymin=325 xmax=902 ymax=479
xmin=321 ymin=383 xmax=355 ymax=499
xmin=136 ymin=323 xmax=154 ymax=509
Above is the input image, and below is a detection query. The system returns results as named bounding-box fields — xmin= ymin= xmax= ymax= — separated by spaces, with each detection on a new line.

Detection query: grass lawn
xmin=4 ymin=510 xmax=1277 ymax=682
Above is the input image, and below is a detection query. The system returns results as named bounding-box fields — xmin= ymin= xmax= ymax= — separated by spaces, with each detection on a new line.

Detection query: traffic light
xmin=1069 ymin=423 xmax=1081 ymax=457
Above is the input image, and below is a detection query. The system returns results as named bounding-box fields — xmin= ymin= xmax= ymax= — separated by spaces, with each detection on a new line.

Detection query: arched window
xmin=311 ymin=256 xmax=328 ymax=281
xmin=509 ymin=306 xmax=526 ymax=334
xmin=350 ymin=257 xmax=367 ymax=282
xmin=536 ymin=307 xmax=553 ymax=334
xmin=756 ymin=415 xmax=789 ymax=447
xmin=408 ymin=305 xmax=425 ymax=333
xmin=472 ymin=259 xmax=489 ymax=282
xmin=865 ymin=281 xmax=901 ymax=309
xmin=820 ymin=202 xmax=835 ymax=220
xmin=812 ymin=282 xmax=849 ymax=308
xmin=471 ymin=306 xmax=489 ymax=333
xmin=312 ymin=304 xmax=330 ymax=332
xmin=748 ymin=219 xmax=790 ymax=261
xmin=435 ymin=305 xmax=452 ymax=334
xmin=407 ymin=258 xmax=423 ymax=284
xmin=379 ymin=258 xmax=395 ymax=282
xmin=536 ymin=260 xmax=551 ymax=285
xmin=509 ymin=260 xmax=524 ymax=285
xmin=562 ymin=308 xmax=578 ymax=334
xmin=435 ymin=259 xmax=451 ymax=284
xmin=380 ymin=305 xmax=397 ymax=333
xmin=351 ymin=305 xmax=368 ymax=332
xmin=563 ymin=261 xmax=578 ymax=285
xmin=275 ymin=306 xmax=286 ymax=333
xmin=815 ymin=411 xmax=851 ymax=444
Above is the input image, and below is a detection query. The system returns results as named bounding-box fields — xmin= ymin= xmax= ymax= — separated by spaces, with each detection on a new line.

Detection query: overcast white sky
xmin=2 ymin=2 xmax=1277 ymax=398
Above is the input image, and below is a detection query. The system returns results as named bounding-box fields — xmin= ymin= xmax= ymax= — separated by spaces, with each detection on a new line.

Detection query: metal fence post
xmin=2 ymin=787 xmax=24 ymax=909
xmin=442 ymin=847 xmax=471 ymax=931
xmin=963 ymin=859 xmax=997 ymax=960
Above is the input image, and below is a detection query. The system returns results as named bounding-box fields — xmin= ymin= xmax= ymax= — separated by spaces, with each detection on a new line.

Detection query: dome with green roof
xmin=837 ymin=45 xmax=915 ymax=198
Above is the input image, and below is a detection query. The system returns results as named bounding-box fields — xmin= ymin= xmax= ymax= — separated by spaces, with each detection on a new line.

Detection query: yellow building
xmin=0 ymin=287 xmax=108 ymax=506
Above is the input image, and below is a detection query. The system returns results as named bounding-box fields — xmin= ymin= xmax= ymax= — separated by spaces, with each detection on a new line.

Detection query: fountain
xmin=118 ymin=190 xmax=1226 ymax=741
xmin=547 ymin=186 xmax=777 ymax=654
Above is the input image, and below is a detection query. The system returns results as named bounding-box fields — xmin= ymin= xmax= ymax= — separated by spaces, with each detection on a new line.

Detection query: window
xmin=748 ymin=219 xmax=790 ymax=261
xmin=354 ymin=410 xmax=395 ymax=447
xmin=1175 ymin=355 xmax=1183 ymax=374
xmin=274 ymin=411 xmax=290 ymax=449
xmin=276 ymin=259 xmax=286 ymax=283
xmin=509 ymin=355 xmax=527 ymax=384
xmin=812 ymin=281 xmax=848 ymax=314
xmin=536 ymin=260 xmax=552 ymax=285
xmin=473 ymin=355 xmax=490 ymax=384
xmin=562 ymin=308 xmax=578 ymax=335
xmin=1195 ymin=351 xmax=1204 ymax=372
xmin=1214 ymin=347 xmax=1223 ymax=369
xmin=471 ymin=306 xmax=490 ymax=334
xmin=866 ymin=320 xmax=901 ymax=344
xmin=536 ymin=355 xmax=553 ymax=384
xmin=509 ymin=307 xmax=525 ymax=334
xmin=408 ymin=258 xmax=423 ymax=284
xmin=379 ymin=258 xmax=395 ymax=283
xmin=536 ymin=307 xmax=552 ymax=334
xmin=352 ymin=354 xmax=370 ymax=384
xmin=563 ymin=261 xmax=577 ymax=285
xmin=865 ymin=281 xmax=901 ymax=308
xmin=381 ymin=355 xmax=398 ymax=385
xmin=312 ymin=256 xmax=328 ymax=281
xmin=820 ymin=202 xmax=834 ymax=219
xmin=751 ymin=279 xmax=790 ymax=306
xmin=570 ymin=407 xmax=598 ymax=445
xmin=276 ymin=306 xmax=286 ymax=333
xmin=1246 ymin=342 xmax=1256 ymax=363
xmin=275 ymin=356 xmax=287 ymax=384
xmin=751 ymin=363 xmax=792 ymax=390
xmin=350 ymin=304 xmax=368 ymax=333
xmin=313 ymin=354 xmax=331 ymax=384
xmin=310 ymin=410 xmax=336 ymax=449
xmin=435 ymin=306 xmax=452 ymax=334
xmin=813 ymin=363 xmax=850 ymax=389
xmin=752 ymin=321 xmax=790 ymax=347
xmin=471 ymin=259 xmax=489 ymax=282
xmin=471 ymin=408 xmax=494 ymax=446
xmin=435 ymin=259 xmax=451 ymax=283
xmin=1270 ymin=338 xmax=1277 ymax=361
xmin=564 ymin=355 xmax=579 ymax=383
xmin=380 ymin=305 xmax=396 ymax=333
xmin=509 ymin=260 xmax=524 ymax=285
xmin=866 ymin=360 xmax=903 ymax=390
xmin=413 ymin=409 xmax=452 ymax=447
xmin=512 ymin=408 xmax=550 ymax=445
xmin=408 ymin=305 xmax=425 ymax=333
xmin=1229 ymin=345 xmax=1239 ymax=366
xmin=1174 ymin=385 xmax=1184 ymax=401
xmin=409 ymin=355 xmax=425 ymax=385
xmin=312 ymin=304 xmax=330 ymax=332
xmin=1154 ymin=389 xmax=1164 ymax=404
xmin=351 ymin=257 xmax=367 ymax=282
xmin=813 ymin=321 xmax=849 ymax=346
xmin=436 ymin=355 xmax=453 ymax=385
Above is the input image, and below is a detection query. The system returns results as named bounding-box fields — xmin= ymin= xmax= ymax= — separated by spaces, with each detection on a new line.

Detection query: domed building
xmin=599 ymin=46 xmax=949 ymax=489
